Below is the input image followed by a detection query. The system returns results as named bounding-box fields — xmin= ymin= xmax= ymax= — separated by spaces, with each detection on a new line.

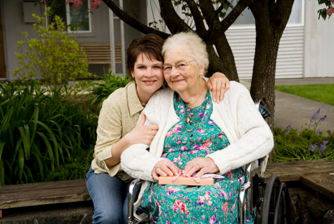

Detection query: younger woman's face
xmin=131 ymin=53 xmax=164 ymax=98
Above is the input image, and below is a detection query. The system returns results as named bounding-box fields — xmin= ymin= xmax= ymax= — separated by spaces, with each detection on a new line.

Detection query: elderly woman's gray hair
xmin=162 ymin=32 xmax=209 ymax=74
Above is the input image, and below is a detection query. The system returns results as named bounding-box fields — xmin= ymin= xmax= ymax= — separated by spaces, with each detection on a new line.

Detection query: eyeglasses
xmin=163 ymin=60 xmax=196 ymax=74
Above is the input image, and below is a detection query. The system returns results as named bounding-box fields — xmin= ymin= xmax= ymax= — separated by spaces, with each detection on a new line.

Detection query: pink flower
xmin=40 ymin=0 xmax=46 ymax=3
xmin=166 ymin=186 xmax=179 ymax=195
xmin=208 ymin=201 xmax=213 ymax=206
xmin=181 ymin=146 xmax=188 ymax=151
xmin=70 ymin=0 xmax=83 ymax=8
xmin=222 ymin=202 xmax=229 ymax=218
xmin=327 ymin=7 xmax=334 ymax=16
xmin=180 ymin=203 xmax=189 ymax=214
xmin=197 ymin=128 xmax=205 ymax=134
xmin=91 ymin=0 xmax=102 ymax=9
xmin=204 ymin=193 xmax=210 ymax=201
xmin=199 ymin=196 xmax=205 ymax=205
xmin=203 ymin=139 xmax=212 ymax=148
xmin=209 ymin=215 xmax=217 ymax=224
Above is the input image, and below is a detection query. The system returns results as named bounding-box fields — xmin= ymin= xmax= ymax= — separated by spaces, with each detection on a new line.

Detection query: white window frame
xmin=65 ymin=0 xmax=92 ymax=33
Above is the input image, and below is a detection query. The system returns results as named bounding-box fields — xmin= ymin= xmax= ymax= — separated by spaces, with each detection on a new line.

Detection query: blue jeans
xmin=86 ymin=167 xmax=130 ymax=224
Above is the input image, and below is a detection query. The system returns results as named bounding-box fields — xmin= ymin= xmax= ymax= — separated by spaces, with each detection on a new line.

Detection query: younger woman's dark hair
xmin=126 ymin=33 xmax=165 ymax=73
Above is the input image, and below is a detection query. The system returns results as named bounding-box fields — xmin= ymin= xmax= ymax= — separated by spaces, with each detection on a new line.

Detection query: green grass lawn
xmin=275 ymin=84 xmax=334 ymax=106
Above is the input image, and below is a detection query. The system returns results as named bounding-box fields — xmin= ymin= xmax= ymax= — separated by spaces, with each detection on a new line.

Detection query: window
xmin=50 ymin=0 xmax=91 ymax=32
xmin=65 ymin=0 xmax=91 ymax=31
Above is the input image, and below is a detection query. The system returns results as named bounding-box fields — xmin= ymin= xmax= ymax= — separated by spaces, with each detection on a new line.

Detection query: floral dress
xmin=141 ymin=91 xmax=254 ymax=224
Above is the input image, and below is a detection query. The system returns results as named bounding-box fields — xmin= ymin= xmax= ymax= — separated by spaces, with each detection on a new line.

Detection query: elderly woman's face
xmin=131 ymin=53 xmax=164 ymax=97
xmin=163 ymin=46 xmax=204 ymax=93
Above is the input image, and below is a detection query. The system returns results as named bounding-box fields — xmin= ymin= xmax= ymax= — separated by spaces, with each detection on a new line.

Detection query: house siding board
xmin=226 ymin=26 xmax=304 ymax=79
xmin=2 ymin=0 xmax=39 ymax=81
xmin=304 ymin=1 xmax=334 ymax=78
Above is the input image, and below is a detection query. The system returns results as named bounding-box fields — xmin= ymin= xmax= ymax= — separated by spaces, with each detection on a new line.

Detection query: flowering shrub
xmin=273 ymin=108 xmax=334 ymax=163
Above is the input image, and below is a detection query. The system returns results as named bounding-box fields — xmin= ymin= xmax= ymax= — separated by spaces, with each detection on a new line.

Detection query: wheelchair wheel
xmin=261 ymin=175 xmax=281 ymax=224
xmin=273 ymin=182 xmax=291 ymax=224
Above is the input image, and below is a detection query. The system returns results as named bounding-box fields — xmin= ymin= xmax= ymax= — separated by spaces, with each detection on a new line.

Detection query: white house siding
xmin=304 ymin=0 xmax=334 ymax=78
xmin=226 ymin=25 xmax=304 ymax=79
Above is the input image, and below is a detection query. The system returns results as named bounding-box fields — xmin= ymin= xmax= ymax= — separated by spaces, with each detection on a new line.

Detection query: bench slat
xmin=79 ymin=42 xmax=122 ymax=65
xmin=301 ymin=172 xmax=334 ymax=200
xmin=0 ymin=179 xmax=90 ymax=209
xmin=264 ymin=159 xmax=334 ymax=182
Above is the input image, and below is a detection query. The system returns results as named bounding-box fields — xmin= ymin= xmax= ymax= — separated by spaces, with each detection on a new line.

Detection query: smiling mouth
xmin=143 ymin=80 xmax=157 ymax=85
xmin=172 ymin=79 xmax=184 ymax=83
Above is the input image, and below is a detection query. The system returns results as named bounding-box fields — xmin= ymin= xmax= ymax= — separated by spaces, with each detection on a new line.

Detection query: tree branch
xmin=198 ymin=0 xmax=218 ymax=27
xmin=271 ymin=0 xmax=295 ymax=33
xmin=158 ymin=0 xmax=192 ymax=34
xmin=102 ymin=0 xmax=169 ymax=39
xmin=220 ymin=0 xmax=253 ymax=32
xmin=184 ymin=0 xmax=207 ymax=38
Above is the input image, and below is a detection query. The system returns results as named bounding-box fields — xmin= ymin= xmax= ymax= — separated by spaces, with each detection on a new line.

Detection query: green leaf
xmin=32 ymin=143 xmax=44 ymax=181
xmin=223 ymin=3 xmax=229 ymax=11
xmin=18 ymin=124 xmax=31 ymax=160
xmin=18 ymin=147 xmax=25 ymax=182
xmin=37 ymin=131 xmax=55 ymax=170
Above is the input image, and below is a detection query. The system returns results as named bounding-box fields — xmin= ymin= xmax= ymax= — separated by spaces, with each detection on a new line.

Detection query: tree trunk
xmin=250 ymin=33 xmax=280 ymax=131
xmin=250 ymin=0 xmax=295 ymax=158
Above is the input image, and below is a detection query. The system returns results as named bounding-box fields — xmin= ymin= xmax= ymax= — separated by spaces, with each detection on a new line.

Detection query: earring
xmin=198 ymin=74 xmax=202 ymax=77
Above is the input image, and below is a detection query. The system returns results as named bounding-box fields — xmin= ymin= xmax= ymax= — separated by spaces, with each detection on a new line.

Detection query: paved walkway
xmin=240 ymin=78 xmax=334 ymax=133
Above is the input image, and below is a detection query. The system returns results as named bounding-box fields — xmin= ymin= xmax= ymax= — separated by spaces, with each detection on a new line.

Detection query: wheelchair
xmin=126 ymin=100 xmax=291 ymax=224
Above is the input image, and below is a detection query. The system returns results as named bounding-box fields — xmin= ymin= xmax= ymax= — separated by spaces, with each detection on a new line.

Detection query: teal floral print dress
xmin=141 ymin=91 xmax=254 ymax=224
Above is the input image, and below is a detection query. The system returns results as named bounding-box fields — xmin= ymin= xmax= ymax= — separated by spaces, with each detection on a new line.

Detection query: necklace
xmin=185 ymin=87 xmax=207 ymax=124
xmin=141 ymin=101 xmax=146 ymax=107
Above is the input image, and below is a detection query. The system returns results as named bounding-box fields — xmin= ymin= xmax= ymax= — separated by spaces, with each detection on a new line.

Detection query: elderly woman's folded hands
xmin=183 ymin=157 xmax=219 ymax=178
xmin=152 ymin=157 xmax=219 ymax=181
xmin=152 ymin=159 xmax=181 ymax=181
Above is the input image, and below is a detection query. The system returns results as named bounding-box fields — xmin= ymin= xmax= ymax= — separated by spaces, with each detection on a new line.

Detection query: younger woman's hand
xmin=152 ymin=159 xmax=180 ymax=181
xmin=183 ymin=157 xmax=219 ymax=178
xmin=125 ymin=114 xmax=159 ymax=146
xmin=207 ymin=72 xmax=230 ymax=103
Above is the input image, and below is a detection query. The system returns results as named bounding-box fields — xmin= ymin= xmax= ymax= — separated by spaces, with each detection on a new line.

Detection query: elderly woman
xmin=121 ymin=32 xmax=273 ymax=223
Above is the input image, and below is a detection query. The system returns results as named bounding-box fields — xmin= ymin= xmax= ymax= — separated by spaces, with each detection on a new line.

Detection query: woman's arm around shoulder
xmin=207 ymin=81 xmax=274 ymax=175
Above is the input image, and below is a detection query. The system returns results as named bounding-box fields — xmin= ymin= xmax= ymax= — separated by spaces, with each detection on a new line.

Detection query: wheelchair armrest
xmin=239 ymin=163 xmax=253 ymax=224
xmin=127 ymin=178 xmax=146 ymax=224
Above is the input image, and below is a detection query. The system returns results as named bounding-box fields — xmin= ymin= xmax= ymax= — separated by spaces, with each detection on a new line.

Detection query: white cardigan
xmin=121 ymin=81 xmax=273 ymax=197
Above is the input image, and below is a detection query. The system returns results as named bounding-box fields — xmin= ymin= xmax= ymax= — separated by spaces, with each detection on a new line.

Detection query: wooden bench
xmin=79 ymin=42 xmax=122 ymax=67
xmin=0 ymin=179 xmax=90 ymax=219
xmin=1 ymin=160 xmax=334 ymax=219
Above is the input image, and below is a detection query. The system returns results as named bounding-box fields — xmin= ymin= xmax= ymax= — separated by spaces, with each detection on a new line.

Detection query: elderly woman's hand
xmin=183 ymin=157 xmax=219 ymax=178
xmin=152 ymin=159 xmax=181 ymax=181
xmin=207 ymin=72 xmax=230 ymax=103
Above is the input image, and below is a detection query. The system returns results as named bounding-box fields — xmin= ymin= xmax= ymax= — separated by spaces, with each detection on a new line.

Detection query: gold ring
xmin=197 ymin=164 xmax=202 ymax=169
xmin=222 ymin=82 xmax=225 ymax=86
xmin=154 ymin=167 xmax=159 ymax=172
